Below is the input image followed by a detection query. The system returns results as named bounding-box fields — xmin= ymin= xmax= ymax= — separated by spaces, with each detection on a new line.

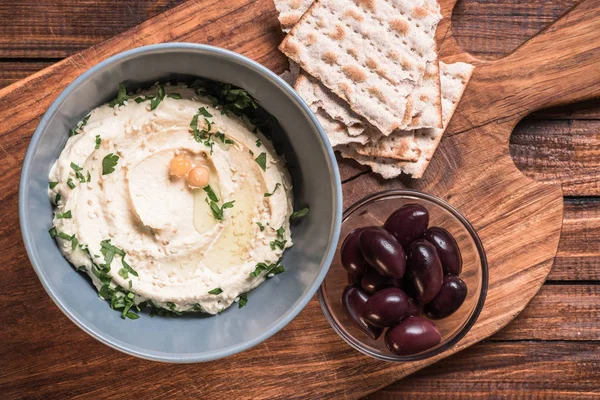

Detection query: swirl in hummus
xmin=48 ymin=81 xmax=296 ymax=317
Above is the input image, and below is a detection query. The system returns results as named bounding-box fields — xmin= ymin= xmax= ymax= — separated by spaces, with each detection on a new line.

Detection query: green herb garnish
xmin=49 ymin=227 xmax=57 ymax=238
xmin=119 ymin=257 xmax=138 ymax=279
xmin=198 ymin=107 xmax=213 ymax=118
xmin=49 ymin=181 xmax=58 ymax=189
xmin=193 ymin=303 xmax=204 ymax=312
xmin=208 ymin=287 xmax=223 ymax=295
xmin=270 ymin=239 xmax=287 ymax=250
xmin=108 ymin=83 xmax=128 ymax=107
xmin=56 ymin=210 xmax=72 ymax=219
xmin=238 ymin=294 xmax=248 ymax=308
xmin=95 ymin=135 xmax=101 ymax=149
xmin=203 ymin=185 xmax=219 ymax=202
xmin=290 ymin=207 xmax=310 ymax=223
xmin=207 ymin=199 xmax=235 ymax=221
xmin=255 ymin=139 xmax=262 ymax=147
xmin=67 ymin=178 xmax=76 ymax=189
xmin=215 ymin=132 xmax=234 ymax=145
xmin=102 ymin=153 xmax=119 ymax=175
xmin=249 ymin=260 xmax=285 ymax=278
xmin=70 ymin=162 xmax=82 ymax=171
xmin=150 ymin=84 xmax=165 ymax=110
xmin=264 ymin=183 xmax=281 ymax=198
xmin=256 ymin=222 xmax=265 ymax=232
xmin=255 ymin=152 xmax=267 ymax=171
xmin=167 ymin=93 xmax=182 ymax=99
xmin=276 ymin=226 xmax=285 ymax=239
xmin=54 ymin=192 xmax=61 ymax=205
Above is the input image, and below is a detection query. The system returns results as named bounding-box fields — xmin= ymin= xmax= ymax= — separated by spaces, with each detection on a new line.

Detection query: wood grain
xmin=367 ymin=342 xmax=600 ymax=399
xmin=1 ymin=0 xmax=600 ymax=399
xmin=551 ymin=198 xmax=600 ymax=281
xmin=511 ymin=119 xmax=600 ymax=196
xmin=0 ymin=0 xmax=186 ymax=58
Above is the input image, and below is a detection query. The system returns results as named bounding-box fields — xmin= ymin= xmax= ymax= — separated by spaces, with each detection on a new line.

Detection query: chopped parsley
xmin=249 ymin=260 xmax=285 ymax=278
xmin=198 ymin=107 xmax=213 ymax=118
xmin=66 ymin=178 xmax=76 ymax=189
xmin=203 ymin=185 xmax=219 ymax=202
xmin=49 ymin=181 xmax=58 ymax=189
xmin=255 ymin=139 xmax=262 ymax=147
xmin=69 ymin=128 xmax=78 ymax=137
xmin=190 ymin=108 xmax=212 ymax=144
xmin=108 ymin=83 xmax=128 ymax=107
xmin=207 ymin=200 xmax=235 ymax=221
xmin=167 ymin=93 xmax=182 ymax=99
xmin=249 ymin=149 xmax=254 ymax=156
xmin=56 ymin=210 xmax=72 ymax=219
xmin=238 ymin=294 xmax=248 ymax=308
xmin=118 ymin=257 xmax=138 ymax=279
xmin=208 ymin=287 xmax=223 ymax=295
xmin=134 ymin=97 xmax=146 ymax=104
xmin=102 ymin=153 xmax=119 ymax=175
xmin=71 ymin=162 xmax=87 ymax=182
xmin=256 ymin=222 xmax=265 ymax=232
xmin=167 ymin=302 xmax=177 ymax=310
xmin=70 ymin=162 xmax=82 ymax=171
xmin=290 ymin=207 xmax=310 ymax=223
xmin=150 ymin=84 xmax=165 ymax=110
xmin=49 ymin=226 xmax=57 ymax=238
xmin=95 ymin=135 xmax=101 ymax=149
xmin=54 ymin=193 xmax=61 ymax=205
xmin=193 ymin=303 xmax=204 ymax=312
xmin=264 ymin=183 xmax=281 ymax=197
xmin=215 ymin=132 xmax=234 ymax=145
xmin=276 ymin=226 xmax=285 ymax=239
xmin=270 ymin=239 xmax=287 ymax=250
xmin=255 ymin=152 xmax=267 ymax=171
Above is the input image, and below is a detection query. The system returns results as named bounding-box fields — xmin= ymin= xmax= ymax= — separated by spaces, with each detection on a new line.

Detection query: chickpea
xmin=187 ymin=166 xmax=210 ymax=187
xmin=169 ymin=155 xmax=192 ymax=177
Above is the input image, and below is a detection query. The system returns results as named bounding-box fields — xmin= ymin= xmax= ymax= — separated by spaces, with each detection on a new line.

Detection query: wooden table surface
xmin=2 ymin=0 xmax=600 ymax=398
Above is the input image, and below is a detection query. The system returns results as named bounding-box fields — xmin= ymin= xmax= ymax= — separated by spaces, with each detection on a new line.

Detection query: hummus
xmin=48 ymin=82 xmax=294 ymax=316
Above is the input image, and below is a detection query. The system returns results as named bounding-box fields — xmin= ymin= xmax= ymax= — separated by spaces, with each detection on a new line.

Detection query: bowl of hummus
xmin=19 ymin=44 xmax=342 ymax=362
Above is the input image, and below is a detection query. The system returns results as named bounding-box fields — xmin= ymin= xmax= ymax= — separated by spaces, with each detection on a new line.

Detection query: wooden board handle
xmin=449 ymin=0 xmax=600 ymax=132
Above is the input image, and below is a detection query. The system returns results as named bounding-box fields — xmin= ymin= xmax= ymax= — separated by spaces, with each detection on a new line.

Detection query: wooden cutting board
xmin=1 ymin=0 xmax=600 ymax=398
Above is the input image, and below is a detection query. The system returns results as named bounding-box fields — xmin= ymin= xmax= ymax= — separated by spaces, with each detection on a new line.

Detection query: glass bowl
xmin=318 ymin=189 xmax=488 ymax=362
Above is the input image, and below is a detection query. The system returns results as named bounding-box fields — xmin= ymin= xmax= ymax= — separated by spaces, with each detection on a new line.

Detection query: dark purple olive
xmin=385 ymin=316 xmax=442 ymax=356
xmin=384 ymin=204 xmax=429 ymax=248
xmin=341 ymin=228 xmax=369 ymax=277
xmin=362 ymin=288 xmax=411 ymax=328
xmin=359 ymin=227 xmax=406 ymax=279
xmin=406 ymin=240 xmax=443 ymax=305
xmin=361 ymin=268 xmax=401 ymax=294
xmin=407 ymin=297 xmax=422 ymax=317
xmin=342 ymin=285 xmax=383 ymax=340
xmin=424 ymin=227 xmax=463 ymax=276
xmin=348 ymin=273 xmax=361 ymax=285
xmin=425 ymin=276 xmax=468 ymax=319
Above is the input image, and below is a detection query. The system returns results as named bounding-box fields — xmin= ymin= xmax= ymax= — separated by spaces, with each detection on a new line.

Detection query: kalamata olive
xmin=341 ymin=228 xmax=369 ymax=277
xmin=348 ymin=273 xmax=361 ymax=285
xmin=385 ymin=316 xmax=442 ymax=356
xmin=406 ymin=240 xmax=443 ymax=305
xmin=383 ymin=204 xmax=429 ymax=248
xmin=361 ymin=268 xmax=401 ymax=294
xmin=359 ymin=227 xmax=406 ymax=279
xmin=424 ymin=227 xmax=463 ymax=276
xmin=425 ymin=276 xmax=468 ymax=319
xmin=342 ymin=285 xmax=383 ymax=340
xmin=362 ymin=288 xmax=411 ymax=328
xmin=407 ymin=297 xmax=422 ymax=317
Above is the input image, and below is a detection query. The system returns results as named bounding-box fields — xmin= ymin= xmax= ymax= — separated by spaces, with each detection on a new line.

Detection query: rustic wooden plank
xmin=0 ymin=0 xmax=186 ymax=58
xmin=452 ymin=0 xmax=580 ymax=60
xmin=493 ymin=284 xmax=600 ymax=341
xmin=532 ymin=99 xmax=600 ymax=120
xmin=551 ymin=198 xmax=600 ymax=280
xmin=0 ymin=60 xmax=59 ymax=89
xmin=366 ymin=341 xmax=600 ymax=400
xmin=510 ymin=119 xmax=600 ymax=196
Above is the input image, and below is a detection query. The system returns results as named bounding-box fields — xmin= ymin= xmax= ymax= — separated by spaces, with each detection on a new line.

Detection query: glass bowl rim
xmin=317 ymin=189 xmax=488 ymax=362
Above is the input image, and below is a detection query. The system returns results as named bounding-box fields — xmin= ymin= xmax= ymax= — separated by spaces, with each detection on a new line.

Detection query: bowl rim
xmin=18 ymin=43 xmax=343 ymax=363
xmin=318 ymin=189 xmax=488 ymax=362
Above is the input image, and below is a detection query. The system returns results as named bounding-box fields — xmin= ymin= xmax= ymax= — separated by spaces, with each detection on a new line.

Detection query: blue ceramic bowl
xmin=19 ymin=43 xmax=342 ymax=362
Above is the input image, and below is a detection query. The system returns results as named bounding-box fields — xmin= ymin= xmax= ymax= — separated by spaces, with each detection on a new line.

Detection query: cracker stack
xmin=274 ymin=0 xmax=475 ymax=179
